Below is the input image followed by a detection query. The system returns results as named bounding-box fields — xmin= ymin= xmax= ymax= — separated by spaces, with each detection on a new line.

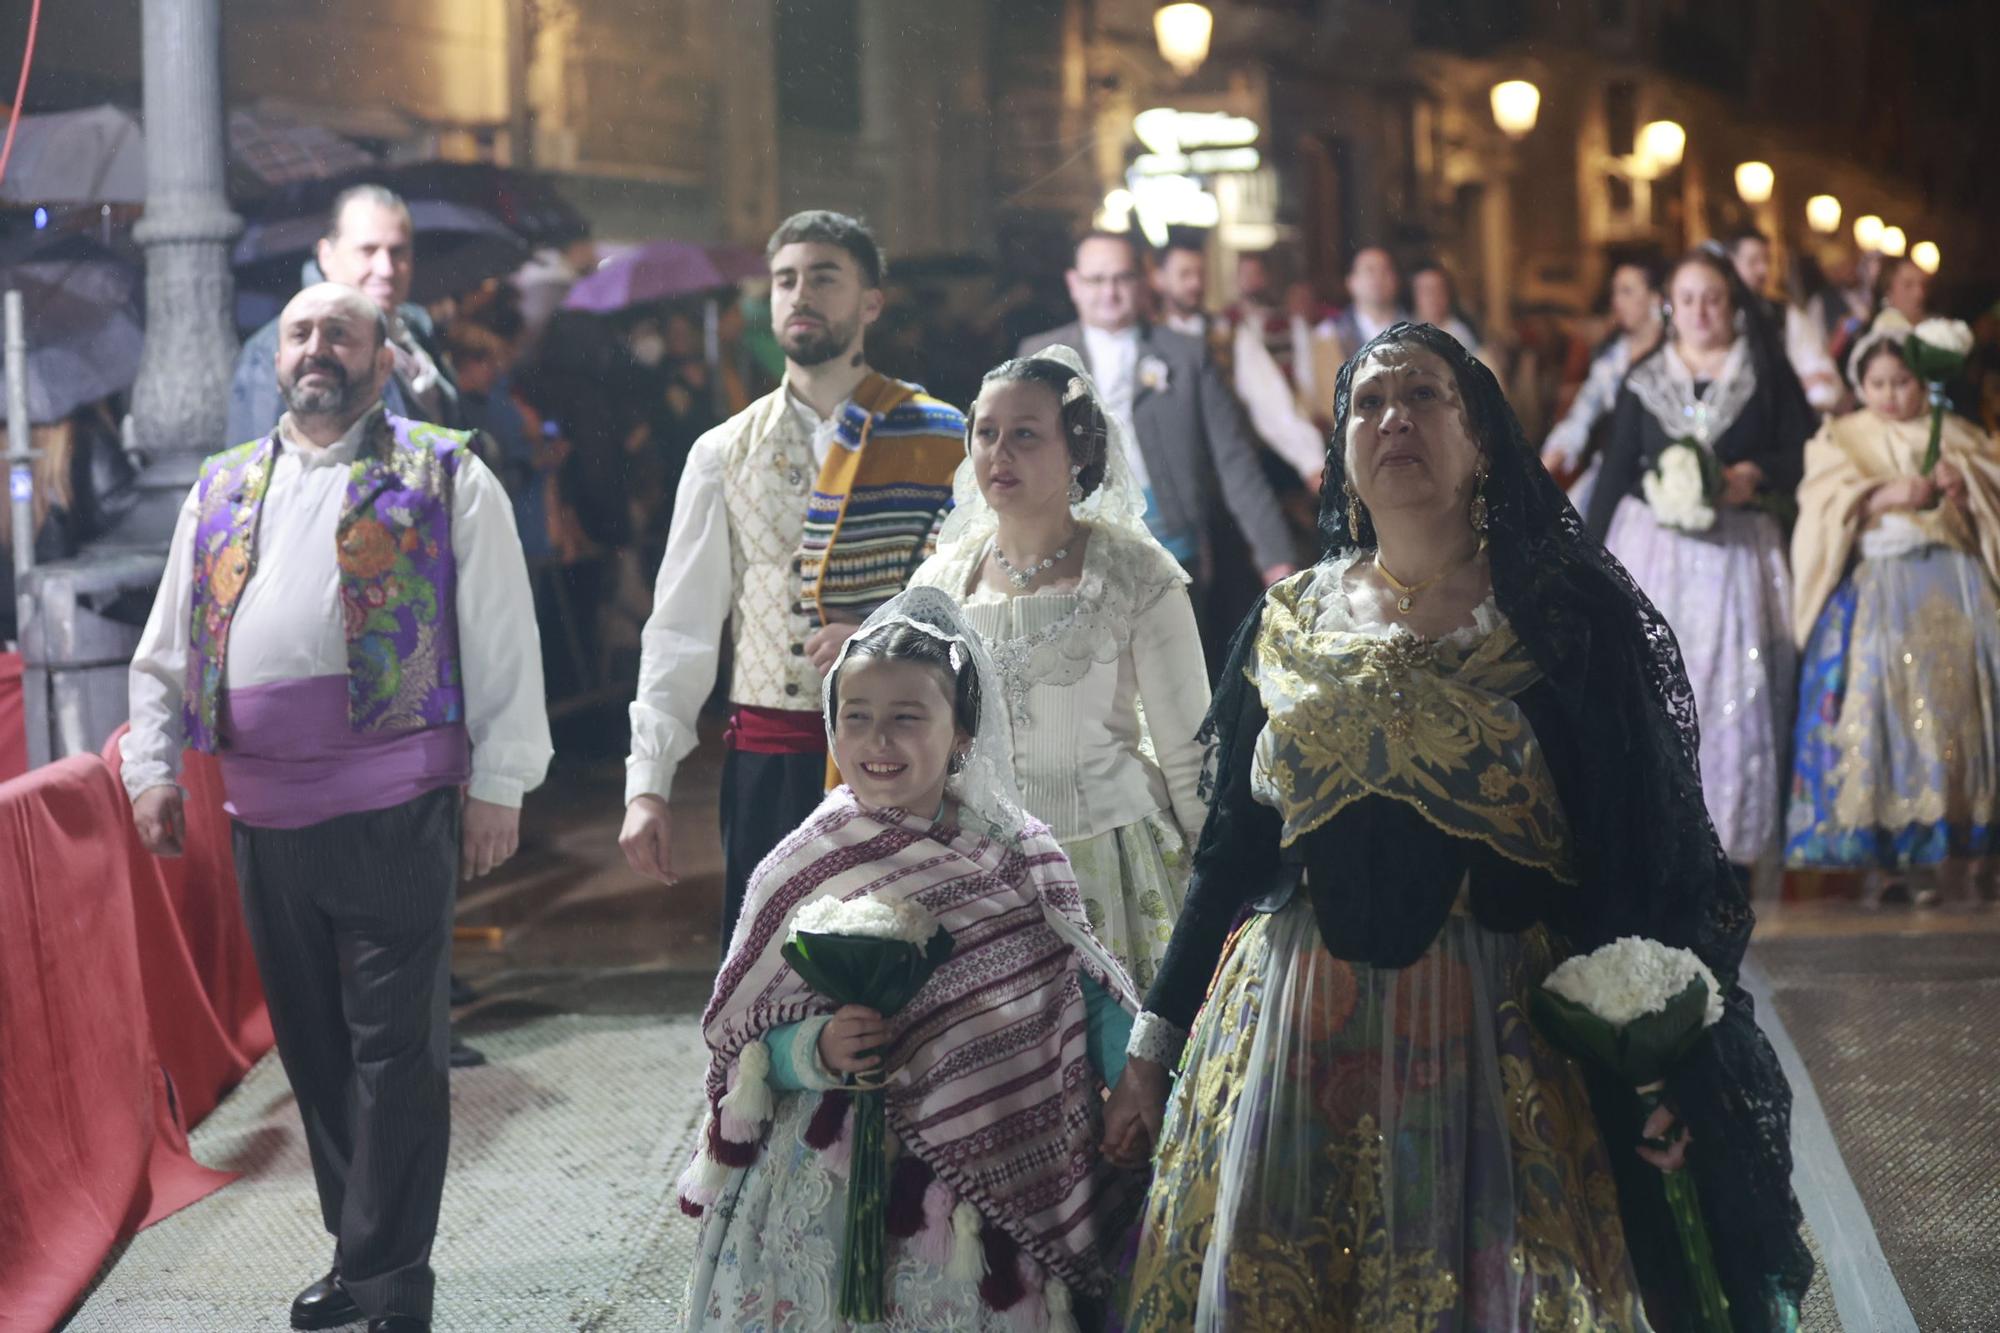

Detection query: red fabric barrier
xmin=0 ymin=757 xmax=236 ymax=1333
xmin=0 ymin=652 xmax=25 ymax=784
xmin=101 ymin=726 xmax=273 ymax=1125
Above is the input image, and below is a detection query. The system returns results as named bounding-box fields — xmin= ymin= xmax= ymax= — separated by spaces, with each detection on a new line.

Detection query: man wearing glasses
xmin=1020 ymin=231 xmax=1296 ymax=601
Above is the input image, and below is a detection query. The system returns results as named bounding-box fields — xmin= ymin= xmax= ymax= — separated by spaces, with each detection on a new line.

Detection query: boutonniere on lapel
xmin=1137 ymin=354 xmax=1171 ymax=395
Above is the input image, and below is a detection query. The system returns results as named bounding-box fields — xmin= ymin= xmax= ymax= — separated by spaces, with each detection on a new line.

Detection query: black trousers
xmin=231 ymin=786 xmax=459 ymax=1322
xmin=719 ymin=747 xmax=827 ymax=948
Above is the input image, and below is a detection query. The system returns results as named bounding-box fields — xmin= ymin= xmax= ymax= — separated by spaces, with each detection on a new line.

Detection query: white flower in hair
xmin=1062 ymin=376 xmax=1091 ymax=405
xmin=792 ymin=892 xmax=943 ymax=947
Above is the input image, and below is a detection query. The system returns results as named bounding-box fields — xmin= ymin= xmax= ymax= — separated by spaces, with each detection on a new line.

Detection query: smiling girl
xmin=681 ymin=588 xmax=1144 ymax=1331
xmin=1786 ymin=315 xmax=2000 ymax=903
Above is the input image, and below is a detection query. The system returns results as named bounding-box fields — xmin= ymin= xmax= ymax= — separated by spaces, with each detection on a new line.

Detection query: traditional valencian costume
xmin=1585 ymin=281 xmax=1816 ymax=874
xmin=913 ymin=345 xmax=1211 ymax=991
xmin=1785 ymin=320 xmax=2000 ymax=886
xmin=629 ymin=370 xmax=964 ymax=939
xmin=1126 ymin=324 xmax=1811 ymax=1331
xmin=124 ymin=406 xmax=551 ymax=1327
xmin=681 ymin=589 xmax=1140 ymax=1331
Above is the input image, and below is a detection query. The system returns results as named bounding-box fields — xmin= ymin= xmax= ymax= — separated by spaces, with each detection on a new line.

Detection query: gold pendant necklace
xmin=1375 ymin=538 xmax=1487 ymax=614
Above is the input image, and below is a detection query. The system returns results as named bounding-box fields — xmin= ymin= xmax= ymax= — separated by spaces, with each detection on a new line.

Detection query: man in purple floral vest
xmin=122 ymin=284 xmax=551 ymax=1333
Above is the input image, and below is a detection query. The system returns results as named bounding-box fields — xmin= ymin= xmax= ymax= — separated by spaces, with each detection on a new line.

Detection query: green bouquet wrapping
xmin=1530 ymin=936 xmax=1731 ymax=1333
xmin=1902 ymin=317 xmax=1975 ymax=478
xmin=782 ymin=893 xmax=955 ymax=1323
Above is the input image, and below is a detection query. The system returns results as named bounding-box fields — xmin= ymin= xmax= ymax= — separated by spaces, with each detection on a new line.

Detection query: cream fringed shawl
xmin=1790 ymin=410 xmax=2000 ymax=645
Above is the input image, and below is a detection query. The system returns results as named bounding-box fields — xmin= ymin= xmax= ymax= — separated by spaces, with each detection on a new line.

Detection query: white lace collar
xmin=1306 ymin=550 xmax=1502 ymax=649
xmin=1623 ymin=337 xmax=1757 ymax=448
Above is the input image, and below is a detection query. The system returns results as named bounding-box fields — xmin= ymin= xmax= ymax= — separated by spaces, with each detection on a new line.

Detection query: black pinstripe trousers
xmin=231 ymin=785 xmax=459 ymax=1322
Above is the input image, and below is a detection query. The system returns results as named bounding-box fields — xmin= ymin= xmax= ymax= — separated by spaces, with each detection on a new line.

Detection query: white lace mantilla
xmin=935 ymin=526 xmax=1184 ymax=727
xmin=1624 ymin=338 xmax=1758 ymax=448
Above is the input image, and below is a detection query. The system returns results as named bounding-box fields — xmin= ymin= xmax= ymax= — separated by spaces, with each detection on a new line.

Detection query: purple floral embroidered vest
xmin=183 ymin=412 xmax=469 ymax=752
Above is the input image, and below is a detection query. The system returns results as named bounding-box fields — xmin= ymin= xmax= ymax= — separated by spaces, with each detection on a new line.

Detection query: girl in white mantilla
xmin=681 ymin=587 xmax=1142 ymax=1331
xmin=911 ymin=345 xmax=1210 ymax=991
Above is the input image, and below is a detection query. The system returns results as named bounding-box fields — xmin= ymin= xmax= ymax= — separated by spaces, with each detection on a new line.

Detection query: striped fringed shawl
xmin=798 ymin=373 xmax=964 ymax=619
xmin=682 ymin=788 xmax=1139 ymax=1295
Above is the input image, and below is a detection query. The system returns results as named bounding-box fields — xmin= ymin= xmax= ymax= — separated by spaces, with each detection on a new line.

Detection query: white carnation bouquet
xmin=1904 ymin=317 xmax=1976 ymax=478
xmin=1641 ymin=437 xmax=1720 ymax=533
xmin=782 ymin=892 xmax=954 ymax=1322
xmin=1533 ymin=936 xmax=1730 ymax=1332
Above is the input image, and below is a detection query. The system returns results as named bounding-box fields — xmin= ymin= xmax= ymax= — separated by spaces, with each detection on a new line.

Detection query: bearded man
xmin=123 ymin=283 xmax=550 ymax=1333
xmin=619 ymin=211 xmax=965 ymax=945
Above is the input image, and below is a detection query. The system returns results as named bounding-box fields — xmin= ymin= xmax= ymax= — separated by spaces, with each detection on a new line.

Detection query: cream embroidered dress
xmin=911 ymin=524 xmax=1209 ymax=991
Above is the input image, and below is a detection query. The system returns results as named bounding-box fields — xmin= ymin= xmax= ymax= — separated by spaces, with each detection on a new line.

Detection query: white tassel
xmin=1044 ymin=1279 xmax=1081 ymax=1333
xmin=946 ymin=1201 xmax=987 ymax=1283
xmin=719 ymin=1039 xmax=775 ymax=1126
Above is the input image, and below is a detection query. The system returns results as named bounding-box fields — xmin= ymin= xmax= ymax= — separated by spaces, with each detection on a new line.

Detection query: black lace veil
xmin=1202 ymin=320 xmax=1812 ymax=1324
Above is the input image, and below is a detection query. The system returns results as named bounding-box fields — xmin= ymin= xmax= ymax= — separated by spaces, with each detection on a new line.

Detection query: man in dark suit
xmin=227 ymin=185 xmax=461 ymax=445
xmin=1019 ymin=231 xmax=1297 ymax=593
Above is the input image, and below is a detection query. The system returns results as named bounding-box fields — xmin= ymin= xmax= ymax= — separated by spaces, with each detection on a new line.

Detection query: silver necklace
xmin=992 ymin=532 xmax=1074 ymax=590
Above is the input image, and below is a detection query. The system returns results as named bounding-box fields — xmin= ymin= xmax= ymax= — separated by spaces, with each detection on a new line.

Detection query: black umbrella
xmin=232 ymin=198 xmax=531 ymax=305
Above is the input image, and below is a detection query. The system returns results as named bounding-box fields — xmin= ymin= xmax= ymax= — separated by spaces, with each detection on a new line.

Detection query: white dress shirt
xmin=123 ymin=407 xmax=552 ymax=808
xmin=1079 ymin=324 xmax=1152 ymax=493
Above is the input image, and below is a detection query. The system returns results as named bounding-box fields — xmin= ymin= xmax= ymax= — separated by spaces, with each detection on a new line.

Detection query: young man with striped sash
xmin=620 ymin=212 xmax=965 ymax=946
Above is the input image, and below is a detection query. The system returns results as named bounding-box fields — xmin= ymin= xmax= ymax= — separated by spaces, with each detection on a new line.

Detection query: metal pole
xmin=4 ymin=290 xmax=32 ymax=592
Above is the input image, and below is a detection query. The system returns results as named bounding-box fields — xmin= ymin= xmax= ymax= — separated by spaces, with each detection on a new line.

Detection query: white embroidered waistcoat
xmin=720 ymin=392 xmax=824 ymax=710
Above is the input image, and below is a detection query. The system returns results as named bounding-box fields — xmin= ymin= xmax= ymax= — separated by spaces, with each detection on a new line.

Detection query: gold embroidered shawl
xmin=1248 ymin=568 xmax=1577 ymax=882
xmin=1790 ymin=410 xmax=2000 ymax=645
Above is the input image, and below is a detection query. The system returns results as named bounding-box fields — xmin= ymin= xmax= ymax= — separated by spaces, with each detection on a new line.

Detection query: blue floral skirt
xmin=1785 ymin=544 xmax=2000 ymax=869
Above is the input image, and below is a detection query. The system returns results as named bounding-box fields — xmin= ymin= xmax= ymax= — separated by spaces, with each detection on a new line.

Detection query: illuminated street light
xmin=1805 ymin=194 xmax=1842 ymax=234
xmin=1490 ymin=80 xmax=1541 ymax=140
xmin=1154 ymin=4 xmax=1213 ymax=78
xmin=1878 ymin=225 xmax=1907 ymax=257
xmin=1735 ymin=161 xmax=1775 ymax=205
xmin=1853 ymin=214 xmax=1885 ymax=250
xmin=1910 ymin=240 xmax=1940 ymax=274
xmin=1637 ymin=120 xmax=1686 ymax=171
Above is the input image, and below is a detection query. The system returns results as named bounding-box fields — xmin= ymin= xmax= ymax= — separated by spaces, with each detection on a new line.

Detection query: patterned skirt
xmin=1126 ymin=896 xmax=1651 ymax=1333
xmin=1605 ymin=497 xmax=1795 ymax=866
xmin=1785 ymin=544 xmax=2000 ymax=869
xmin=1061 ymin=812 xmax=1190 ymax=995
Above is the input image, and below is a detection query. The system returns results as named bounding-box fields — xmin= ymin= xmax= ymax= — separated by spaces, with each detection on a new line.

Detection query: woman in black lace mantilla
xmin=1105 ymin=322 xmax=1810 ymax=1330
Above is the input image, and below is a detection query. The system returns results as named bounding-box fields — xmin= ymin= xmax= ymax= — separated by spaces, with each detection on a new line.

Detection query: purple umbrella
xmin=562 ymin=241 xmax=758 ymax=313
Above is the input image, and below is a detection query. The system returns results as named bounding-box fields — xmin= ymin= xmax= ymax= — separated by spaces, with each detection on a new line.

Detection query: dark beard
xmin=280 ymin=358 xmax=368 ymax=418
xmin=780 ymin=315 xmax=858 ymax=368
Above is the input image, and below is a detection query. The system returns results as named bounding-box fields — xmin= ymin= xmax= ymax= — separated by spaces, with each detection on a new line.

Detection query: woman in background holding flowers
xmin=1108 ymin=323 xmax=1811 ymax=1330
xmin=912 ymin=346 xmax=1210 ymax=991
xmin=1586 ymin=246 xmax=1817 ymax=885
xmin=1786 ymin=314 xmax=2000 ymax=904
xmin=681 ymin=586 xmax=1141 ymax=1331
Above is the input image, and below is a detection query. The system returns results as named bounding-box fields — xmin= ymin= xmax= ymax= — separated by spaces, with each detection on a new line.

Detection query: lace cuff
xmin=790 ymin=1016 xmax=845 ymax=1091
xmin=1126 ymin=1010 xmax=1189 ymax=1068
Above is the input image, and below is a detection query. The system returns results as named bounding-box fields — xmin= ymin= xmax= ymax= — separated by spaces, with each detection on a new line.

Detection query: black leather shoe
xmin=368 ymin=1318 xmax=430 ymax=1332
xmin=290 ymin=1270 xmax=361 ymax=1330
xmin=448 ymin=1033 xmax=488 ymax=1068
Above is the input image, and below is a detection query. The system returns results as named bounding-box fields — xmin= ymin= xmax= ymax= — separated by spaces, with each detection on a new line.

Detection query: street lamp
xmin=1734 ymin=161 xmax=1775 ymax=205
xmin=1637 ymin=119 xmax=1686 ymax=172
xmin=1853 ymin=214 xmax=1884 ymax=250
xmin=1878 ymin=225 xmax=1907 ymax=258
xmin=1911 ymin=240 xmax=1940 ymax=274
xmin=1489 ymin=80 xmax=1541 ymax=140
xmin=1805 ymin=194 xmax=1842 ymax=234
xmin=1154 ymin=4 xmax=1213 ymax=78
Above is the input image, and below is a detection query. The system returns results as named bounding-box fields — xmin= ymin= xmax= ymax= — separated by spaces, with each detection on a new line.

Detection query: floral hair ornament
xmin=947 ymin=639 xmax=964 ymax=675
xmin=1062 ymin=376 xmax=1090 ymax=405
